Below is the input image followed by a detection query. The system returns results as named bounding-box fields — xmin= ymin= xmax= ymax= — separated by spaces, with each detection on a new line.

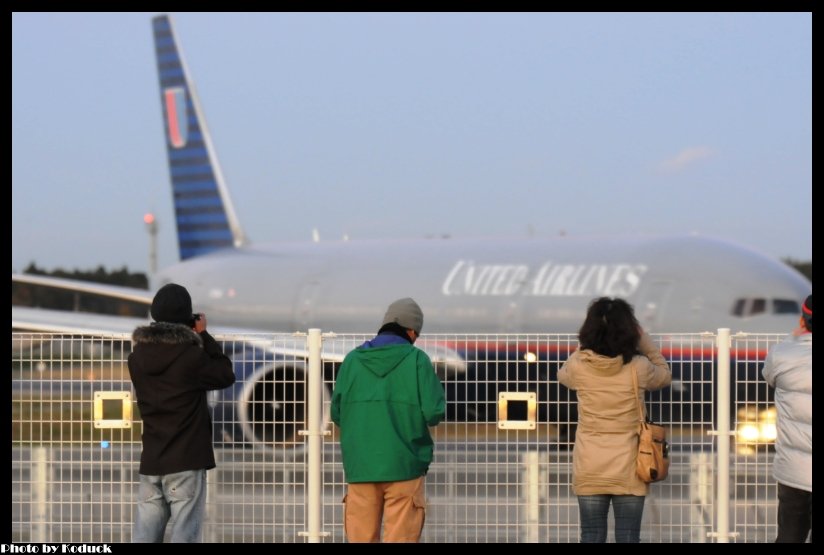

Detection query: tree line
xmin=783 ymin=259 xmax=812 ymax=282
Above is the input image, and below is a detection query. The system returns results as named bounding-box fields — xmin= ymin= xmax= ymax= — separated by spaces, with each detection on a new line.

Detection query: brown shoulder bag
xmin=632 ymin=367 xmax=669 ymax=483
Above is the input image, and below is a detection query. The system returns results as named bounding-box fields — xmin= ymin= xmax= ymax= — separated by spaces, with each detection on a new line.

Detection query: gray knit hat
xmin=150 ymin=283 xmax=193 ymax=325
xmin=381 ymin=297 xmax=424 ymax=334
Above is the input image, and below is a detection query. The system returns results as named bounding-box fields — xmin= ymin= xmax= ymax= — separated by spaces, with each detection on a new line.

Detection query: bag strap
xmin=631 ymin=367 xmax=647 ymax=424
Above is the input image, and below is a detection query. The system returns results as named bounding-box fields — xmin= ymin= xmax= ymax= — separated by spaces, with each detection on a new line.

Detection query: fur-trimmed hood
xmin=132 ymin=322 xmax=203 ymax=348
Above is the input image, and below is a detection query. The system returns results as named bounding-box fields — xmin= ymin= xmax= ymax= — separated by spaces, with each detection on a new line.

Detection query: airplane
xmin=12 ymin=14 xmax=811 ymax=449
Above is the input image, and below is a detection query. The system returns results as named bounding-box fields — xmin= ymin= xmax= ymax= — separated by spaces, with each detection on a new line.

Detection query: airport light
xmin=144 ymin=212 xmax=158 ymax=275
xmin=735 ymin=405 xmax=777 ymax=455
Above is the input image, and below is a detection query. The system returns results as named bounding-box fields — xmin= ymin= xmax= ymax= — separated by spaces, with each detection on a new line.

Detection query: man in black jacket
xmin=128 ymin=283 xmax=235 ymax=542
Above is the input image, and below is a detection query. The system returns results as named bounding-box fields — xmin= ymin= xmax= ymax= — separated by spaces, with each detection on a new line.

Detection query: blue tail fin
xmin=151 ymin=14 xmax=247 ymax=261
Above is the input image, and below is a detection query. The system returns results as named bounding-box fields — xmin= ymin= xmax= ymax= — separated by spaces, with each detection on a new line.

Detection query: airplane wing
xmin=11 ymin=305 xmax=273 ymax=338
xmin=12 ymin=306 xmax=145 ymax=336
xmin=12 ymin=273 xmax=154 ymax=304
xmin=11 ymin=306 xmax=466 ymax=372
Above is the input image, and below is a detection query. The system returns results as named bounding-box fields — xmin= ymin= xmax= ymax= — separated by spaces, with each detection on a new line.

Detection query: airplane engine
xmin=209 ymin=343 xmax=328 ymax=450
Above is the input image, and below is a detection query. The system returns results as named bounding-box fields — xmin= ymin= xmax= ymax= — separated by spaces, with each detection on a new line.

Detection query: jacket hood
xmin=132 ymin=322 xmax=203 ymax=347
xmin=576 ymin=349 xmax=625 ymax=376
xmin=352 ymin=343 xmax=416 ymax=378
xmin=131 ymin=323 xmax=203 ymax=377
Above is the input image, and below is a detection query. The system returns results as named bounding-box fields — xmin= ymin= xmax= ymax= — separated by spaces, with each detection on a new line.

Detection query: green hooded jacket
xmin=331 ymin=342 xmax=445 ymax=483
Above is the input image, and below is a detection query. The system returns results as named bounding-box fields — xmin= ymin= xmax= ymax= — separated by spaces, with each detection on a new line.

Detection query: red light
xmin=144 ymin=213 xmax=155 ymax=224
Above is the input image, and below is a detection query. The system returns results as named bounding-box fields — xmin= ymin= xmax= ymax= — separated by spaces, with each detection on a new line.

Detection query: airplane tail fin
xmin=151 ymin=14 xmax=247 ymax=261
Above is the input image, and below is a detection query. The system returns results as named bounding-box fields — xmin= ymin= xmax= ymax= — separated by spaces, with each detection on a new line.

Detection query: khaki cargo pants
xmin=343 ymin=476 xmax=426 ymax=542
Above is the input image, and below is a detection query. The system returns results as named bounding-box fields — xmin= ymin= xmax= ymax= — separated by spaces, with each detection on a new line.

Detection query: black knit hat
xmin=150 ymin=283 xmax=193 ymax=324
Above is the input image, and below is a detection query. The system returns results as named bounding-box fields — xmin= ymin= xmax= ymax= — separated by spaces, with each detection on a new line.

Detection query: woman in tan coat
xmin=558 ymin=297 xmax=671 ymax=543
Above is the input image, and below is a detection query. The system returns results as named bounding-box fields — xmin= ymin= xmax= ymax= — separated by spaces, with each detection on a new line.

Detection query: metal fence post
xmin=521 ymin=451 xmax=542 ymax=543
xmin=689 ymin=452 xmax=712 ymax=542
xmin=31 ymin=446 xmax=51 ymax=542
xmin=713 ymin=328 xmax=732 ymax=543
xmin=303 ymin=328 xmax=324 ymax=542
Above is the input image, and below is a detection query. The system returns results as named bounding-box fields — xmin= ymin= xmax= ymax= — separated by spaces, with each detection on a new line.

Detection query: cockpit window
xmin=732 ymin=299 xmax=746 ymax=317
xmin=751 ymin=298 xmax=766 ymax=316
xmin=731 ymin=298 xmax=800 ymax=317
xmin=773 ymin=299 xmax=801 ymax=314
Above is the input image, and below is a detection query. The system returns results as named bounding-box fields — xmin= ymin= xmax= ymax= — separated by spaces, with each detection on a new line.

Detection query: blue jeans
xmin=577 ymin=494 xmax=645 ymax=543
xmin=132 ymin=469 xmax=207 ymax=543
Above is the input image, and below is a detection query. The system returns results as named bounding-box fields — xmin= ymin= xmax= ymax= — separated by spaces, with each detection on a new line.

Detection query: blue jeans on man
xmin=132 ymin=469 xmax=207 ymax=543
xmin=577 ymin=494 xmax=645 ymax=543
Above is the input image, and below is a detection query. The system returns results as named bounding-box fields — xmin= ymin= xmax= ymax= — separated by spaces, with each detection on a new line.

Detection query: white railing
xmin=10 ymin=330 xmax=784 ymax=543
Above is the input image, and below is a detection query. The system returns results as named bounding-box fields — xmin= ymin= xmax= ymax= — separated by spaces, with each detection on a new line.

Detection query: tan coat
xmin=558 ymin=332 xmax=671 ymax=496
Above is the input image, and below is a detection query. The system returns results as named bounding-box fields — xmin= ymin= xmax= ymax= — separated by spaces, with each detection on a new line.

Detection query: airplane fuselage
xmin=155 ymin=234 xmax=809 ymax=335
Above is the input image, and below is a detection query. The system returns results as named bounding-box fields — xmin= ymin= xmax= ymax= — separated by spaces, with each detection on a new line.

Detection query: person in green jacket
xmin=331 ymin=297 xmax=446 ymax=543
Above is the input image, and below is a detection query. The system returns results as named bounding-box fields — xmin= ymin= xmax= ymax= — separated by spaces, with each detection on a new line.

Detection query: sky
xmin=12 ymin=12 xmax=812 ymax=275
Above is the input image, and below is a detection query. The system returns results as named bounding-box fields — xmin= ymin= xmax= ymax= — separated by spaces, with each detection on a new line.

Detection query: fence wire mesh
xmin=11 ymin=331 xmax=784 ymax=542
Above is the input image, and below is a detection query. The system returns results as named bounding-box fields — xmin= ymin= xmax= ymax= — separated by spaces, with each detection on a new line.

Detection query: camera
xmin=190 ymin=313 xmax=201 ymax=328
